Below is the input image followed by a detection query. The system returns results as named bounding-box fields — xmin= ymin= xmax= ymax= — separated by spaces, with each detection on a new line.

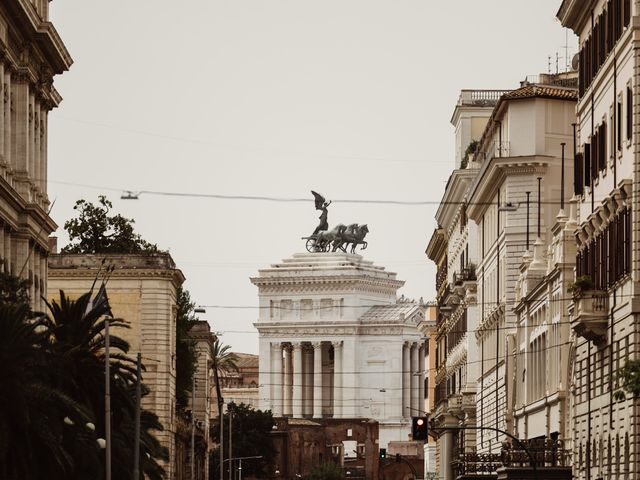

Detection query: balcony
xmin=457 ymin=90 xmax=510 ymax=106
xmin=451 ymin=438 xmax=571 ymax=480
xmin=572 ymin=290 xmax=609 ymax=345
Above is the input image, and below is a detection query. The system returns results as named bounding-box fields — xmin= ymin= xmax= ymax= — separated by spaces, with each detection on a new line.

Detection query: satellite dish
xmin=571 ymin=53 xmax=579 ymax=71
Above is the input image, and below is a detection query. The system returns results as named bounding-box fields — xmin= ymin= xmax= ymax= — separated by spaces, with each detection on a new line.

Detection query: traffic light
xmin=379 ymin=448 xmax=386 ymax=459
xmin=412 ymin=416 xmax=429 ymax=440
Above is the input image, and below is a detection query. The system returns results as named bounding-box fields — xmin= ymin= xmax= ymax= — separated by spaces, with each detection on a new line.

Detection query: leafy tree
xmin=175 ymin=287 xmax=199 ymax=410
xmin=614 ymin=359 xmax=640 ymax=401
xmin=308 ymin=462 xmax=345 ymax=480
xmin=209 ymin=403 xmax=275 ymax=479
xmin=62 ymin=196 xmax=159 ymax=254
xmin=0 ymin=271 xmax=30 ymax=309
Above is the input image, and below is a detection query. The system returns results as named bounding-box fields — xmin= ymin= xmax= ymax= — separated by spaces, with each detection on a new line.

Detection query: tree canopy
xmin=175 ymin=287 xmax=199 ymax=410
xmin=62 ymin=196 xmax=159 ymax=254
xmin=209 ymin=403 xmax=275 ymax=479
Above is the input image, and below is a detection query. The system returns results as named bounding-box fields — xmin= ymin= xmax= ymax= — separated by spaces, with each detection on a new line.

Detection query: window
xmin=578 ymin=0 xmax=630 ymax=96
xmin=627 ymin=85 xmax=633 ymax=142
xmin=584 ymin=143 xmax=591 ymax=186
xmin=574 ymin=152 xmax=584 ymax=195
xmin=618 ymin=98 xmax=623 ymax=151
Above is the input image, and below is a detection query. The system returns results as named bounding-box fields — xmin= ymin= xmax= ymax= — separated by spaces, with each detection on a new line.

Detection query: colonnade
xmin=268 ymin=339 xmax=426 ymax=419
xmin=270 ymin=340 xmax=343 ymax=418
xmin=0 ymin=61 xmax=52 ymax=206
xmin=403 ymin=341 xmax=427 ymax=418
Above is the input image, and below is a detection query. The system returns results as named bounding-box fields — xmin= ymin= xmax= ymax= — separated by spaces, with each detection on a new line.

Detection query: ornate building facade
xmin=426 ymin=89 xmax=499 ymax=480
xmin=252 ymin=252 xmax=425 ymax=450
xmin=0 ymin=0 xmax=71 ymax=309
xmin=466 ymin=78 xmax=577 ymax=459
xmin=558 ymin=1 xmax=638 ymax=479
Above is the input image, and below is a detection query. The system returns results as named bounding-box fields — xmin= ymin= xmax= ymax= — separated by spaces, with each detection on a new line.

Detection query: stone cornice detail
xmin=576 ymin=180 xmax=631 ymax=248
xmin=475 ymin=303 xmax=505 ymax=339
xmin=467 ymin=157 xmax=550 ymax=221
xmin=253 ymin=276 xmax=403 ymax=296
xmin=254 ymin=320 xmax=418 ymax=337
xmin=435 ymin=170 xmax=473 ymax=230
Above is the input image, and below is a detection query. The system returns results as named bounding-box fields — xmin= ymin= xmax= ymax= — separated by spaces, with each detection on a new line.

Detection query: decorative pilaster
xmin=313 ymin=342 xmax=323 ymax=418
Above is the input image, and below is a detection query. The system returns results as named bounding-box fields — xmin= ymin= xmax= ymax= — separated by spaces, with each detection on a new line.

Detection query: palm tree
xmin=210 ymin=339 xmax=239 ymax=416
xmin=46 ymin=291 xmax=168 ymax=479
xmin=0 ymin=302 xmax=93 ymax=480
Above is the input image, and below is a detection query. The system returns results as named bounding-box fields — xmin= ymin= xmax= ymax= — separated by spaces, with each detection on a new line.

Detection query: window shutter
xmin=584 ymin=143 xmax=591 ymax=186
xmin=575 ymin=152 xmax=584 ymax=195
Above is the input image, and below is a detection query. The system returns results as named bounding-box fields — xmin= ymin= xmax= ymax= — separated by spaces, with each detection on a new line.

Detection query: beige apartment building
xmin=426 ymin=89 xmax=501 ymax=480
xmin=0 ymin=0 xmax=71 ymax=310
xmin=427 ymin=74 xmax=578 ymax=479
xmin=558 ymin=1 xmax=638 ymax=479
xmin=48 ymin=253 xmax=186 ymax=479
xmin=466 ymin=77 xmax=577 ymax=461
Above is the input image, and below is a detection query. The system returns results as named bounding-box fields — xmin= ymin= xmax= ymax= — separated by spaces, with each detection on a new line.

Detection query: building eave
xmin=425 ymin=228 xmax=447 ymax=263
xmin=556 ymin=0 xmax=594 ymax=34
xmin=435 ymin=169 xmax=474 ymax=230
xmin=467 ymin=156 xmax=552 ymax=221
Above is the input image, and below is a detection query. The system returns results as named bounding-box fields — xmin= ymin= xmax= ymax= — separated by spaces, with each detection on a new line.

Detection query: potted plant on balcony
xmin=567 ymin=275 xmax=594 ymax=298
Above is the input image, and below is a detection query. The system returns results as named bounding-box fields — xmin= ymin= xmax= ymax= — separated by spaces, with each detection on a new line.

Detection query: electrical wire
xmin=46 ymin=178 xmax=593 ymax=207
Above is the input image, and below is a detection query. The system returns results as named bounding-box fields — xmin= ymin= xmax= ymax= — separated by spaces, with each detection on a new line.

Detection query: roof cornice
xmin=557 ymin=0 xmax=594 ymax=34
xmin=426 ymin=228 xmax=447 ymax=263
xmin=467 ymin=156 xmax=550 ymax=221
xmin=435 ymin=169 xmax=474 ymax=229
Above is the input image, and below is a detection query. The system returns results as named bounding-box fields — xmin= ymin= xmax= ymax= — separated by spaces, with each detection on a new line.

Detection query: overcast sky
xmin=47 ymin=1 xmax=576 ymax=354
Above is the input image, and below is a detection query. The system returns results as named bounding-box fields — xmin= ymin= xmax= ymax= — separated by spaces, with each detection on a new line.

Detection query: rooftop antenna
xmin=565 ymin=29 xmax=570 ymax=72
xmin=556 ymin=52 xmax=559 ymax=74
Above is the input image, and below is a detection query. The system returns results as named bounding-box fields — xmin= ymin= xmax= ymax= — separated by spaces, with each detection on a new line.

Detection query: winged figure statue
xmin=311 ymin=190 xmax=331 ymax=235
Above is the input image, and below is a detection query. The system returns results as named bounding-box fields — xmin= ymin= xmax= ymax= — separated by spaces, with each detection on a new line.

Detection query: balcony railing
xmin=453 ymin=265 xmax=477 ymax=286
xmin=572 ymin=290 xmax=609 ymax=344
xmin=457 ymin=90 xmax=511 ymax=106
xmin=451 ymin=438 xmax=570 ymax=477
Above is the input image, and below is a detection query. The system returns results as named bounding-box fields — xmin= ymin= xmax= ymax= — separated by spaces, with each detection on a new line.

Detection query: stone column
xmin=271 ymin=342 xmax=283 ymax=417
xmin=303 ymin=344 xmax=313 ymax=417
xmin=283 ymin=345 xmax=292 ymax=416
xmin=418 ymin=344 xmax=426 ymax=414
xmin=442 ymin=428 xmax=455 ymax=480
xmin=403 ymin=342 xmax=410 ymax=419
xmin=292 ymin=342 xmax=303 ymax=417
xmin=410 ymin=342 xmax=419 ymax=415
xmin=332 ymin=341 xmax=342 ymax=418
xmin=313 ymin=342 xmax=323 ymax=418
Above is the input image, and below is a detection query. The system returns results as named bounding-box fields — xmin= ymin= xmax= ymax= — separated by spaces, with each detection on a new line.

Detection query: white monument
xmin=252 ymin=252 xmax=424 ymax=449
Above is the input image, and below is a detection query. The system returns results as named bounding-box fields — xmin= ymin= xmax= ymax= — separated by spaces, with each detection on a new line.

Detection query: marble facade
xmin=252 ymin=252 xmax=424 ymax=449
xmin=0 ymin=0 xmax=72 ymax=310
